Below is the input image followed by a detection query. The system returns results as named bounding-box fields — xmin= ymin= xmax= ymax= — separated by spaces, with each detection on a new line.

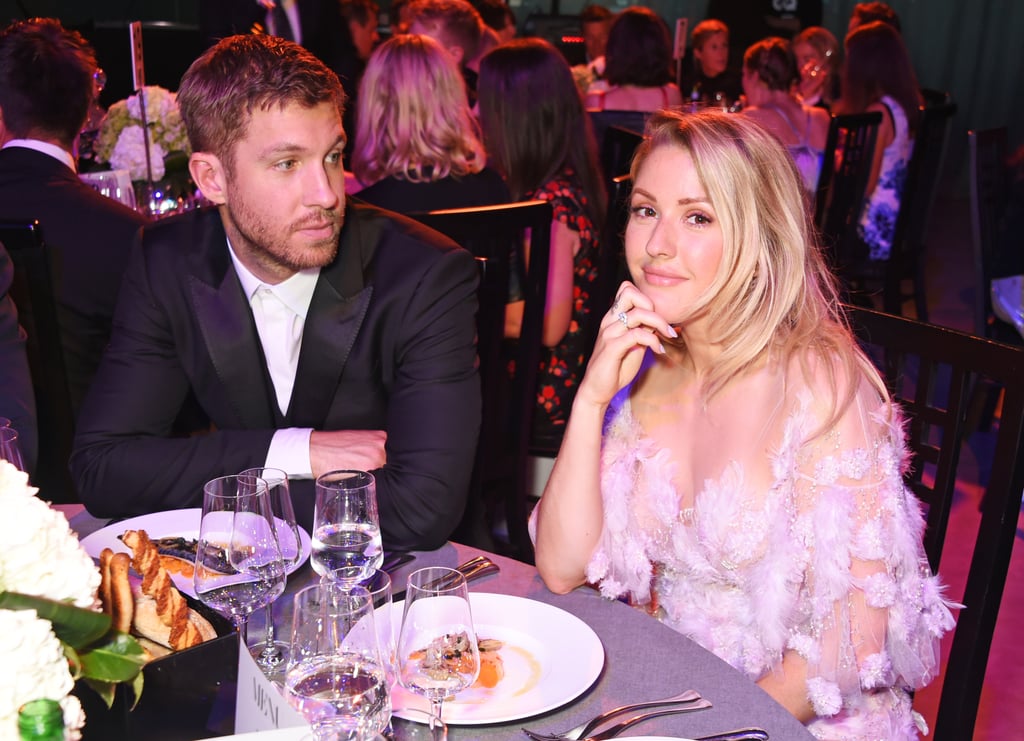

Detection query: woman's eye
xmin=630 ymin=205 xmax=657 ymax=219
xmin=687 ymin=212 xmax=713 ymax=226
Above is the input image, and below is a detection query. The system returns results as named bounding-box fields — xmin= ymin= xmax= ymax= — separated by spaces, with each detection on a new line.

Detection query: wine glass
xmin=0 ymin=426 xmax=26 ymax=471
xmin=193 ymin=474 xmax=286 ymax=641
xmin=285 ymin=583 xmax=391 ymax=740
xmin=312 ymin=470 xmax=383 ymax=587
xmin=325 ymin=567 xmax=398 ymax=689
xmin=240 ymin=466 xmax=302 ymax=679
xmin=396 ymin=567 xmax=479 ymax=729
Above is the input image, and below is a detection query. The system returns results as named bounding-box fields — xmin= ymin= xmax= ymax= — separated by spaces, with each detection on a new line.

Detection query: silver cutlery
xmin=522 ymin=689 xmax=703 ymax=741
xmin=392 ymin=555 xmax=499 ymax=601
xmin=578 ymin=702 xmax=714 ymax=740
xmin=691 ymin=729 xmax=769 ymax=741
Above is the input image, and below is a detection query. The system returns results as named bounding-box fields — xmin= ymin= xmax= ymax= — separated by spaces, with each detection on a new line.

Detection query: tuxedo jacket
xmin=71 ymin=203 xmax=481 ymax=551
xmin=0 ymin=147 xmax=149 ymax=416
xmin=0 ymin=241 xmax=36 ymax=471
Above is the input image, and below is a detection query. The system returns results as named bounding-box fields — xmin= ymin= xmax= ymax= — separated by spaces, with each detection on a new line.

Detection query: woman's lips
xmin=642 ymin=267 xmax=685 ymax=286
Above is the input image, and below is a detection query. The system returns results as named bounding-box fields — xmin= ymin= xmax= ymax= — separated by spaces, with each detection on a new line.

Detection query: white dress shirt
xmin=229 ymin=241 xmax=319 ymax=476
xmin=2 ymin=139 xmax=77 ymax=172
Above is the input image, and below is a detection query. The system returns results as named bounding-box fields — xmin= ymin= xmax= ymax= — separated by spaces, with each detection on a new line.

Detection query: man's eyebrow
xmin=256 ymin=135 xmax=346 ymax=160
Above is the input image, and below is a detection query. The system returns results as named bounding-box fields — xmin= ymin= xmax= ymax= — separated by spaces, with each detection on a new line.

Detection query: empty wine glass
xmin=193 ymin=474 xmax=286 ymax=642
xmin=396 ymin=567 xmax=479 ymax=729
xmin=0 ymin=426 xmax=26 ymax=471
xmin=312 ymin=470 xmax=383 ymax=587
xmin=240 ymin=466 xmax=302 ymax=679
xmin=285 ymin=583 xmax=391 ymax=740
xmin=326 ymin=567 xmax=398 ymax=688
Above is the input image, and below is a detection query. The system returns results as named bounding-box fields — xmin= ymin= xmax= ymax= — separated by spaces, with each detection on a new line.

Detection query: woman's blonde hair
xmin=351 ymin=34 xmax=485 ymax=185
xmin=631 ymin=109 xmax=887 ymax=420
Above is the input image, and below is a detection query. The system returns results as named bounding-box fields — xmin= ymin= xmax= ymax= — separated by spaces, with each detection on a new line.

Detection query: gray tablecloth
xmin=67 ymin=509 xmax=813 ymax=741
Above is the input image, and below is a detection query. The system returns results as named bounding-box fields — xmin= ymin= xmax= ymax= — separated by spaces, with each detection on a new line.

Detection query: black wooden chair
xmin=0 ymin=221 xmax=77 ymax=503
xmin=848 ymin=306 xmax=1024 ymax=741
xmin=411 ymin=200 xmax=552 ymax=563
xmin=814 ymin=112 xmax=882 ymax=274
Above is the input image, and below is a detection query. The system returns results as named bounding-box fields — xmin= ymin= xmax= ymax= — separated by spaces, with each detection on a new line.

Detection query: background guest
xmin=678 ymin=19 xmax=742 ymax=108
xmin=532 ymin=109 xmax=954 ymax=737
xmin=471 ymin=0 xmax=516 ymax=43
xmin=585 ymin=7 xmax=682 ymax=113
xmin=478 ymin=38 xmax=606 ymax=441
xmin=0 ymin=18 xmax=149 ymax=417
xmin=406 ymin=0 xmax=486 ymax=107
xmin=337 ymin=0 xmax=380 ymax=166
xmin=0 ymin=241 xmax=35 ymax=473
xmin=848 ymin=1 xmax=902 ymax=33
xmin=740 ymin=37 xmax=830 ymax=195
xmin=835 ymin=20 xmax=921 ymax=262
xmin=792 ymin=26 xmax=839 ymax=109
xmin=571 ymin=4 xmax=613 ymax=93
xmin=351 ymin=34 xmax=510 ymax=212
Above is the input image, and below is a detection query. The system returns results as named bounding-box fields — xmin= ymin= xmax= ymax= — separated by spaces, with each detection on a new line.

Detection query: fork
xmin=522 ymin=690 xmax=706 ymax=741
xmin=392 ymin=555 xmax=499 ymax=600
xmin=579 ymin=701 xmax=714 ymax=740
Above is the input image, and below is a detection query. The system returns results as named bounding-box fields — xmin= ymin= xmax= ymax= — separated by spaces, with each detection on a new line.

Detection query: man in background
xmin=71 ymin=34 xmax=480 ymax=551
xmin=406 ymin=0 xmax=486 ymax=106
xmin=0 ymin=18 xmax=148 ymax=417
xmin=0 ymin=241 xmax=35 ymax=473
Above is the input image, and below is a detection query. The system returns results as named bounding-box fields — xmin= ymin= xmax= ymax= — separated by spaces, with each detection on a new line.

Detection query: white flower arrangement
xmin=0 ymin=461 xmax=144 ymax=740
xmin=95 ymin=85 xmax=190 ymax=182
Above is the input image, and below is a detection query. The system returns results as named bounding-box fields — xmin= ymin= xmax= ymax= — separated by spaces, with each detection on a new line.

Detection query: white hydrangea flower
xmin=0 ymin=464 xmax=98 ymax=608
xmin=109 ymin=125 xmax=167 ymax=181
xmin=0 ymin=610 xmax=82 ymax=741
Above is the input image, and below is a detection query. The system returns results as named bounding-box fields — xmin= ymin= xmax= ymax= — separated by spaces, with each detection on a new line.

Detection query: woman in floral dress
xmin=477 ymin=38 xmax=606 ymax=442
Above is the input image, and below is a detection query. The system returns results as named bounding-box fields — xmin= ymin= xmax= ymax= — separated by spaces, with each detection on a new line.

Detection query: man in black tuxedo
xmin=0 ymin=18 xmax=149 ymax=417
xmin=71 ymin=34 xmax=480 ymax=551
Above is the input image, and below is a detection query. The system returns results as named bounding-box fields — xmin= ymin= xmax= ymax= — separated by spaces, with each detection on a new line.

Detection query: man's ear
xmin=189 ymin=151 xmax=227 ymax=205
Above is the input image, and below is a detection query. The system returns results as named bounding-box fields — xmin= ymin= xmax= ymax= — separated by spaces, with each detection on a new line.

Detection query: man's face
xmin=582 ymin=19 xmax=610 ymax=62
xmin=349 ymin=15 xmax=380 ymax=61
xmin=221 ymin=101 xmax=346 ymax=283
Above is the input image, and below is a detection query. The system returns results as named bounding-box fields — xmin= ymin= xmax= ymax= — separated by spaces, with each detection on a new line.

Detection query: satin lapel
xmin=288 ymin=204 xmax=380 ymax=425
xmin=188 ymin=213 xmax=277 ymax=429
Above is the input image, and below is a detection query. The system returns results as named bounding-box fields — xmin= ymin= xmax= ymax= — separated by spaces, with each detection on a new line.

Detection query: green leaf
xmin=64 ymin=642 xmax=83 ymax=680
xmin=78 ymin=632 xmax=147 ymax=683
xmin=0 ymin=591 xmax=109 ymax=647
xmin=81 ymin=678 xmax=117 ymax=709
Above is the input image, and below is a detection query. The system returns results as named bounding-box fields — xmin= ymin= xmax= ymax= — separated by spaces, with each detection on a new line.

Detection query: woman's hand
xmin=575 ymin=282 xmax=677 ymax=408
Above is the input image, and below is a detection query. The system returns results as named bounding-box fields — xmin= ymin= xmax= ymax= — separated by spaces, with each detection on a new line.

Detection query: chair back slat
xmin=411 ymin=200 xmax=552 ymax=562
xmin=849 ymin=306 xmax=1024 ymax=740
xmin=968 ymin=126 xmax=1011 ymax=338
xmin=0 ymin=221 xmax=76 ymax=502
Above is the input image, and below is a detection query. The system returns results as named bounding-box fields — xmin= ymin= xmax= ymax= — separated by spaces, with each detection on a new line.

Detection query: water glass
xmin=0 ymin=427 xmax=26 ymax=471
xmin=312 ymin=470 xmax=383 ymax=586
xmin=325 ymin=567 xmax=398 ymax=688
xmin=285 ymin=583 xmax=391 ymax=740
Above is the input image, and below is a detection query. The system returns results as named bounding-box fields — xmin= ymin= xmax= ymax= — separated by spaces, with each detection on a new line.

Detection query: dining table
xmin=59 ymin=505 xmax=815 ymax=741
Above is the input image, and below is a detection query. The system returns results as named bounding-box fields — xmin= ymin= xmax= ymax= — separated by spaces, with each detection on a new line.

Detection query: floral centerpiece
xmin=94 ymin=85 xmax=191 ymax=186
xmin=0 ymin=461 xmax=145 ymax=740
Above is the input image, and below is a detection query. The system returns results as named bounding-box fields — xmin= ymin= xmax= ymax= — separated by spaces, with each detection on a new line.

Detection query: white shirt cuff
xmin=266 ymin=428 xmax=314 ymax=478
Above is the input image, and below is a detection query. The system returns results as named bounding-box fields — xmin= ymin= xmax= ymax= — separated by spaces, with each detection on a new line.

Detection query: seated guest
xmin=792 ymin=26 xmax=840 ymax=109
xmin=571 ymin=4 xmax=613 ymax=93
xmin=584 ymin=7 xmax=682 ymax=113
xmin=406 ymin=0 xmax=486 ymax=107
xmin=834 ymin=21 xmax=921 ymax=262
xmin=351 ymin=34 xmax=510 ymax=212
xmin=0 ymin=241 xmax=36 ymax=473
xmin=740 ymin=37 xmax=830 ymax=194
xmin=848 ymin=1 xmax=901 ymax=33
xmin=532 ymin=109 xmax=955 ymax=737
xmin=470 ymin=0 xmax=516 ymax=43
xmin=337 ymin=0 xmax=381 ymax=165
xmin=478 ymin=38 xmax=606 ymax=441
xmin=678 ymin=19 xmax=743 ymax=108
xmin=70 ymin=34 xmax=481 ymax=551
xmin=0 ymin=18 xmax=149 ymax=417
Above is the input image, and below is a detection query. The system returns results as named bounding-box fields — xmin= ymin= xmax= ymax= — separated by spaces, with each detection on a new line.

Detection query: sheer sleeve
xmin=785 ymin=383 xmax=957 ymax=717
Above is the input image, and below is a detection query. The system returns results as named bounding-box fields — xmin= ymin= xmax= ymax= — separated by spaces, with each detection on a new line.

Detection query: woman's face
xmin=793 ymin=40 xmax=823 ymax=82
xmin=695 ymin=32 xmax=729 ymax=78
xmin=626 ymin=144 xmax=724 ymax=324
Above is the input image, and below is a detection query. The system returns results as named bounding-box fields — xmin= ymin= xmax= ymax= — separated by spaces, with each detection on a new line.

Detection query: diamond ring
xmin=617 ymin=311 xmax=629 ymax=328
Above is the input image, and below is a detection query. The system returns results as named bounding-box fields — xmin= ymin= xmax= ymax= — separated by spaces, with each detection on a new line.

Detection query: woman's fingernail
xmin=667 ymin=326 xmax=678 ymax=338
xmin=659 ymin=343 xmax=666 ymax=354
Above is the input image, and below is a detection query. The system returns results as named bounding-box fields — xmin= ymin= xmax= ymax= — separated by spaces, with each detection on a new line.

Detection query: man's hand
xmin=310 ymin=430 xmax=387 ymax=477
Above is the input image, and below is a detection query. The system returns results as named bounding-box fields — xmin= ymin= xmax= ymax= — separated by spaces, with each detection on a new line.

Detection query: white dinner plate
xmin=391 ymin=592 xmax=605 ymax=725
xmin=80 ymin=508 xmax=311 ymax=598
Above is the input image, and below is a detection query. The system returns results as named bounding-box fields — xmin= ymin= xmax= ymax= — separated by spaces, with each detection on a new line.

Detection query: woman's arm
xmin=756 ymin=651 xmax=815 ymax=722
xmin=534 ymin=282 xmax=676 ymax=592
xmin=865 ymin=101 xmax=894 ymax=196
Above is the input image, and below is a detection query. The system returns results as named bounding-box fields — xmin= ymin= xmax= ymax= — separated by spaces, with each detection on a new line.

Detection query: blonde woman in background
xmin=351 ymin=33 xmax=509 ymax=213
xmin=793 ymin=26 xmax=840 ymax=110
